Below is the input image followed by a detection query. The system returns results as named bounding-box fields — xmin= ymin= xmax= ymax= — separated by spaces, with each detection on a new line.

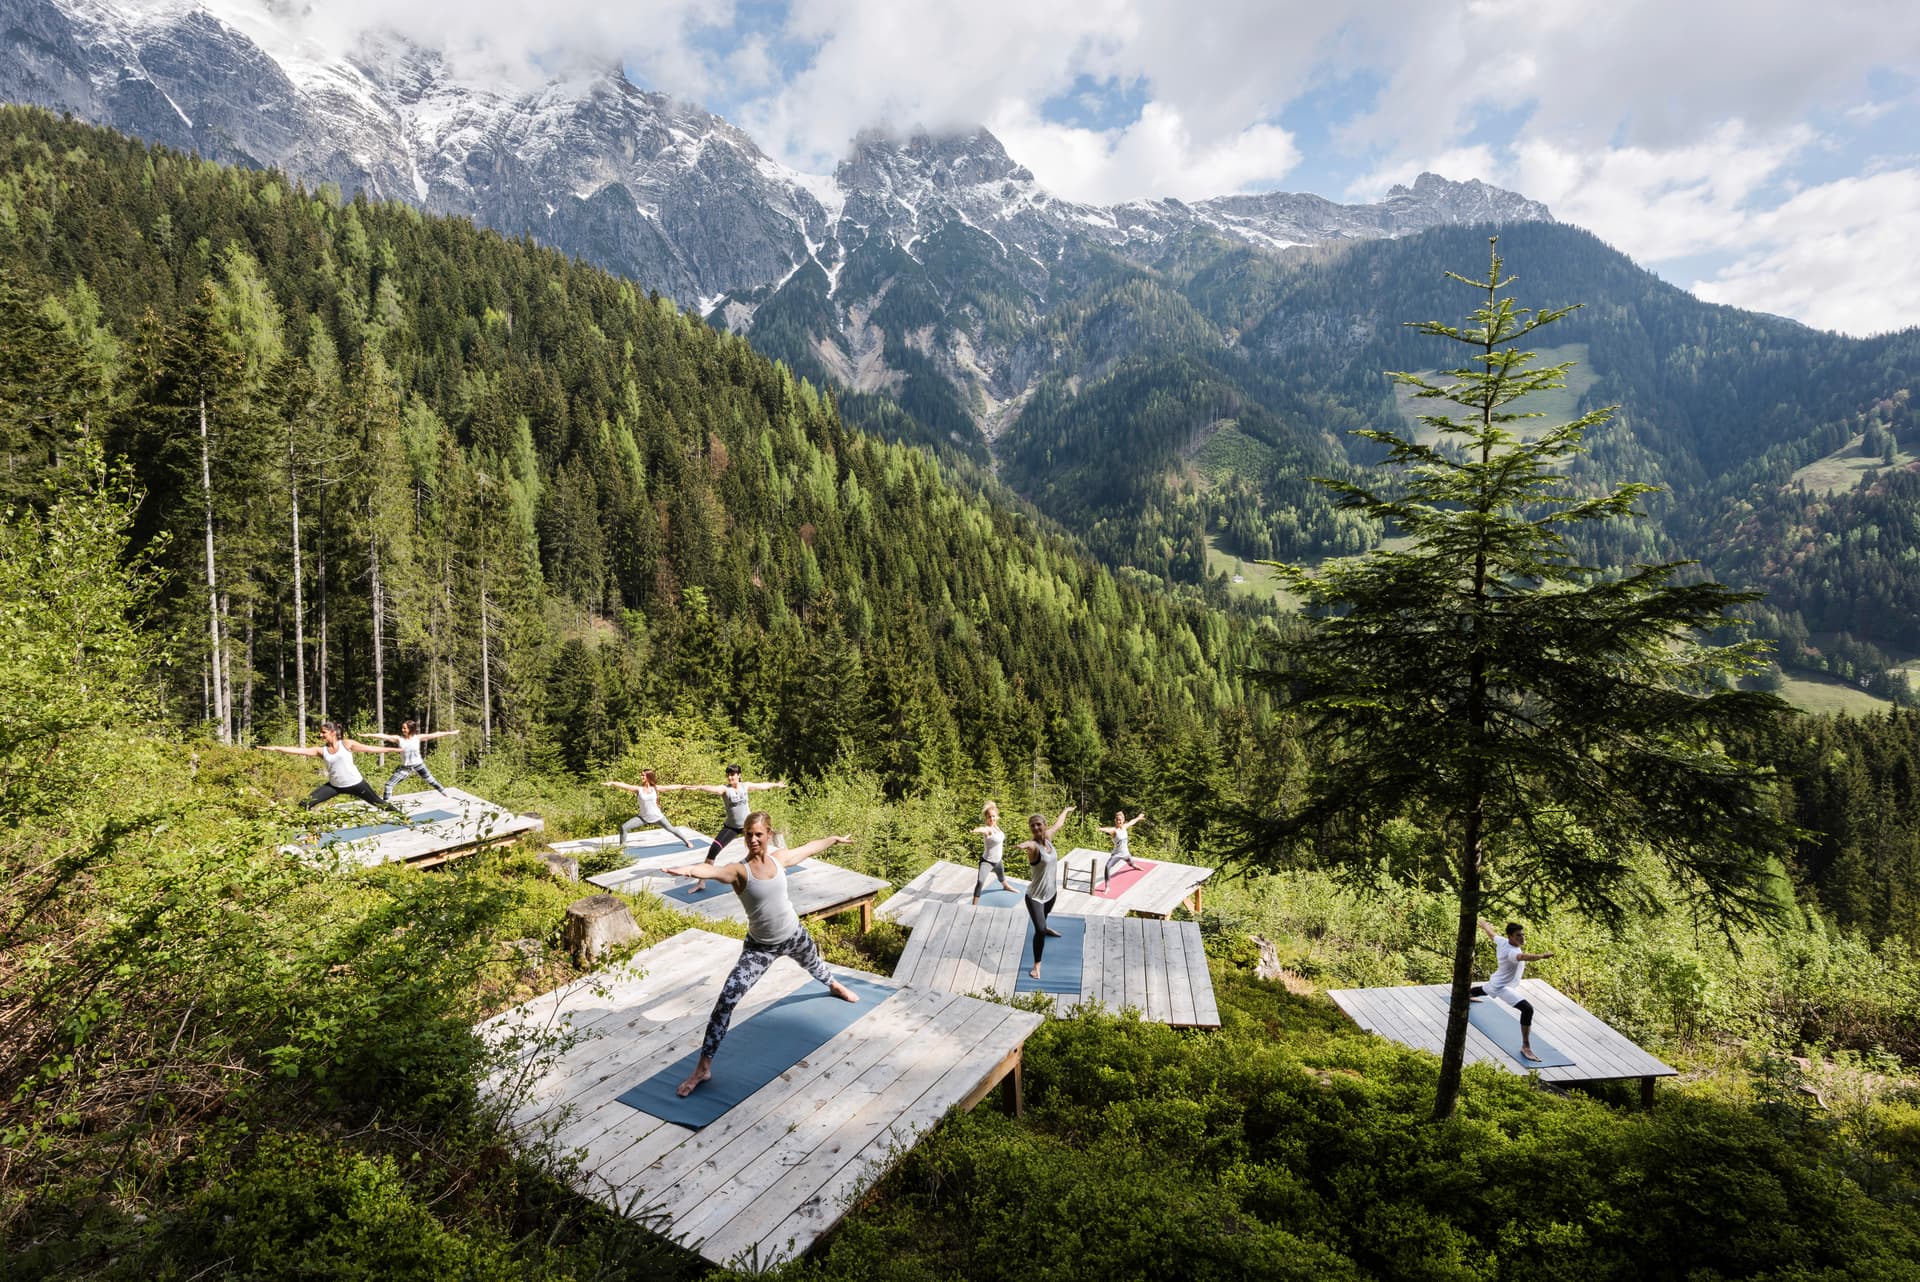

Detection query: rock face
xmin=563 ymin=894 xmax=639 ymax=967
xmin=0 ymin=0 xmax=1553 ymax=445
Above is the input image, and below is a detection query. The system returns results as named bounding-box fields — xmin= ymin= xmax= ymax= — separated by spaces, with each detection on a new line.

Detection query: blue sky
xmin=295 ymin=0 xmax=1920 ymax=335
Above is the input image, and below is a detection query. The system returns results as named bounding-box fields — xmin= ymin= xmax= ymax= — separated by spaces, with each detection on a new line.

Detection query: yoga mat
xmin=1092 ymin=859 xmax=1155 ymax=900
xmin=1014 ymin=913 xmax=1087 ymax=995
xmin=973 ymin=883 xmax=1026 ymax=908
xmin=318 ymin=821 xmax=404 ymax=846
xmin=617 ymin=971 xmax=896 ymax=1128
xmin=1467 ymin=999 xmax=1576 ymax=1069
xmin=650 ymin=863 xmax=810 ymax=906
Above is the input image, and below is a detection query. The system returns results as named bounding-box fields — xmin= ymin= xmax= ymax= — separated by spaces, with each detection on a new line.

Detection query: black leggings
xmin=1025 ymin=894 xmax=1058 ymax=961
xmin=1471 ymin=986 xmax=1534 ymax=1027
xmin=303 ymin=780 xmax=402 ymax=814
xmin=706 ymin=824 xmax=743 ymax=860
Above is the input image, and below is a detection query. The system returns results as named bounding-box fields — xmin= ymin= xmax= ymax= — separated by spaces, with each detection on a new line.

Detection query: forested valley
xmin=5 ymin=109 xmax=1920 ymax=1280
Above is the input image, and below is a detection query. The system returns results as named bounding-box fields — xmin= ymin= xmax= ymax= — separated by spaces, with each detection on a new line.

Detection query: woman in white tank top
xmin=663 ymin=813 xmax=861 ymax=1098
xmin=601 ymin=769 xmax=704 ymax=849
xmin=1097 ymin=809 xmax=1147 ymax=886
xmin=257 ymin=721 xmax=407 ymax=817
xmin=970 ymin=800 xmax=1013 ymax=905
xmin=367 ymin=719 xmax=457 ymax=799
xmin=1014 ymin=805 xmax=1074 ymax=979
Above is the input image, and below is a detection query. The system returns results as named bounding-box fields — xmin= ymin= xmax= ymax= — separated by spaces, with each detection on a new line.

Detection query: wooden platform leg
xmin=1184 ymin=886 xmax=1204 ymax=917
xmin=859 ymin=897 xmax=873 ymax=933
xmin=1640 ymin=1075 xmax=1656 ymax=1111
xmin=1002 ymin=1051 xmax=1024 ymax=1117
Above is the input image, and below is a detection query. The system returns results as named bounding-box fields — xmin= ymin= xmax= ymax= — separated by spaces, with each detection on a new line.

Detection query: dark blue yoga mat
xmin=617 ymin=970 xmax=896 ymax=1128
xmin=649 ymin=863 xmax=810 ymax=906
xmin=974 ymin=883 xmax=1025 ymax=908
xmin=1467 ymin=998 xmax=1576 ymax=1069
xmin=1014 ymin=914 xmax=1087 ymax=995
xmin=316 ymin=808 xmax=461 ymax=846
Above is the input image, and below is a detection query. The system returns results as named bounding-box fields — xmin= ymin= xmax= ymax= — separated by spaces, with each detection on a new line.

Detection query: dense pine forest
xmin=6 ymin=109 xmax=1920 ymax=1280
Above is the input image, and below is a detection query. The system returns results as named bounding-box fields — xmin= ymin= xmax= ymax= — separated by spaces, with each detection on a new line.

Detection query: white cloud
xmin=990 ymin=102 xmax=1301 ymax=204
xmin=1694 ymin=169 xmax=1920 ymax=335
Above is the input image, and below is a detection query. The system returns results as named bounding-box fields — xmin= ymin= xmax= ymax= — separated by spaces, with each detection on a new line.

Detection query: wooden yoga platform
xmin=551 ymin=829 xmax=890 ymax=931
xmin=1328 ymin=980 xmax=1678 ymax=1106
xmin=892 ymin=901 xmax=1221 ymax=1028
xmin=291 ymin=786 xmax=543 ymax=868
xmin=478 ymin=927 xmax=1043 ymax=1268
xmin=878 ymin=855 xmax=1212 ymax=929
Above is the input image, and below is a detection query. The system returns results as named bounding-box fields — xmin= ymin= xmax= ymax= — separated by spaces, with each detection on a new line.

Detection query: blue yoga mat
xmin=316 ymin=808 xmax=462 ymax=847
xmin=1467 ymin=998 xmax=1576 ymax=1068
xmin=649 ymin=863 xmax=810 ymax=905
xmin=974 ymin=884 xmax=1025 ymax=908
xmin=1014 ymin=914 xmax=1086 ymax=995
xmin=618 ymin=970 xmax=896 ymax=1127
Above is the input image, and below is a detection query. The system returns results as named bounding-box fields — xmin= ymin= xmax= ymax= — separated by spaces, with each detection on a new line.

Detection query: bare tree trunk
xmin=479 ymin=574 xmax=492 ymax=747
xmin=198 ymin=390 xmax=229 ymax=744
xmin=219 ymin=588 xmax=234 ymax=743
xmin=242 ymin=596 xmax=255 ymax=740
xmin=370 ymin=495 xmax=385 ymax=734
xmin=1435 ymin=807 xmax=1483 ymax=1120
xmin=317 ymin=491 xmax=329 ymax=724
xmin=290 ymin=464 xmax=307 ymax=745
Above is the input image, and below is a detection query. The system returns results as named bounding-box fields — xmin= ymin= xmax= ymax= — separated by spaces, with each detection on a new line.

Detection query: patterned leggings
xmin=383 ymin=762 xmax=445 ymax=799
xmin=701 ymin=928 xmax=835 ymax=1060
xmin=622 ymin=815 xmax=703 ymax=846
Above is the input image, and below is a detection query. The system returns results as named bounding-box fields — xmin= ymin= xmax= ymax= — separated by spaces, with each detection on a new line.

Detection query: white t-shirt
xmin=398 ymin=734 xmax=425 ymax=767
xmin=321 ymin=741 xmax=363 ymax=788
xmin=1487 ymin=938 xmax=1526 ymax=999
xmin=981 ymin=827 xmax=1005 ymax=866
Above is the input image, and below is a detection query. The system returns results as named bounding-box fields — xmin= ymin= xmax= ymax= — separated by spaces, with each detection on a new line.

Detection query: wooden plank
xmin=991 ymin=902 xmax=1027 ymax=996
xmin=724 ymin=1005 xmax=1042 ymax=1266
xmin=1163 ymin=921 xmax=1197 ymax=1026
xmin=682 ymin=998 xmax=1019 ymax=1259
xmin=1074 ymin=915 xmax=1105 ymax=1017
xmin=1180 ymin=921 xmax=1220 ymax=1027
xmin=1099 ymin=914 xmax=1127 ymax=1012
xmin=1120 ymin=916 xmax=1144 ymax=1015
xmin=1143 ymin=922 xmax=1173 ymax=1022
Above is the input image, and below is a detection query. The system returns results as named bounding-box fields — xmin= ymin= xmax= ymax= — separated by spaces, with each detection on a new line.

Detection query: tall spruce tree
xmin=1242 ymin=240 xmax=1796 ymax=1119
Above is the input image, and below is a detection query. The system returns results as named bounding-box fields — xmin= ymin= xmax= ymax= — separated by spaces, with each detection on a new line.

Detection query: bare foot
xmin=1045 ymin=928 xmax=1063 ymax=938
xmin=1521 ymin=1046 xmax=1542 ymax=1063
xmin=828 ymin=980 xmax=860 ymax=1003
xmin=676 ymin=1061 xmax=711 ymax=1097
xmin=1028 ymin=964 xmax=1041 ymax=979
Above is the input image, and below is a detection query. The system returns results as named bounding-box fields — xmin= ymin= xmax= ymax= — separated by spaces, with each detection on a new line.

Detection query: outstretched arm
xmin=1045 ymin=806 xmax=1074 ymax=840
xmin=661 ymin=860 xmax=745 ymax=886
xmin=365 ymin=732 xmax=401 ymax=743
xmin=659 ymin=783 xmax=726 ymax=795
xmin=748 ymin=780 xmax=787 ymax=792
xmin=602 ymin=780 xmax=640 ymax=794
xmin=1518 ymin=950 xmax=1555 ymax=962
xmin=968 ymin=825 xmax=997 ymax=836
xmin=778 ymin=834 xmax=852 ymax=867
xmin=421 ymin=729 xmax=460 ymax=742
xmin=1476 ymin=919 xmax=1500 ymax=943
xmin=1124 ymin=813 xmax=1148 ymax=830
xmin=257 ymin=744 xmax=322 ymax=757
xmin=347 ymin=739 xmax=396 ymax=754
xmin=1096 ymin=825 xmax=1119 ymax=836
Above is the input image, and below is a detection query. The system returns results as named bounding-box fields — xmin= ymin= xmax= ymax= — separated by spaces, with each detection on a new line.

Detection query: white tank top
xmin=322 ymin=741 xmax=362 ymax=788
xmin=981 ymin=827 xmax=1004 ymax=865
xmin=398 ymin=734 xmax=425 ymax=767
xmin=1026 ymin=840 xmax=1059 ymax=901
xmin=723 ymin=784 xmax=750 ymax=828
xmin=635 ymin=786 xmax=666 ymax=823
xmin=739 ymin=859 xmax=800 ymax=945
xmin=1113 ymin=827 xmax=1130 ymax=858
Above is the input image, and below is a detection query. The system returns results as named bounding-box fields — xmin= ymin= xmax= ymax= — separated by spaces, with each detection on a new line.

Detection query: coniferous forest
xmin=6 ymin=109 xmax=1920 ymax=1280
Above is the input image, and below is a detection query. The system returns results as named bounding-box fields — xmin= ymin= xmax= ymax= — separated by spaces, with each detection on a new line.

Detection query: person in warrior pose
xmin=1014 ymin=806 xmax=1074 ymax=978
xmin=601 ymin=770 xmax=704 ymax=848
xmin=258 ymin=722 xmax=407 ymax=818
xmin=970 ymin=800 xmax=1012 ymax=906
xmin=1096 ymin=809 xmax=1147 ymax=888
xmin=664 ymin=765 xmax=788 ymax=862
xmin=1472 ymin=919 xmax=1556 ymax=1063
xmin=663 ymin=813 xmax=859 ymax=1097
xmin=367 ymin=720 xmax=457 ymax=799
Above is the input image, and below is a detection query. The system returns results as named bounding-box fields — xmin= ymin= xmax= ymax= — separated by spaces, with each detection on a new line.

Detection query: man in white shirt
xmin=1472 ymin=919 xmax=1555 ymax=1062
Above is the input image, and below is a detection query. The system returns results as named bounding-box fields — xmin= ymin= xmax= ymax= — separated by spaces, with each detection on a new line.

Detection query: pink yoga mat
xmin=1094 ymin=859 xmax=1155 ymax=899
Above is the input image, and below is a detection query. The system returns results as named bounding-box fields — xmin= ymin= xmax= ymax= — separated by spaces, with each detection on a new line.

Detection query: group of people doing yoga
xmin=601 ymin=766 xmax=786 ymax=892
xmin=258 ymin=719 xmax=459 ymax=817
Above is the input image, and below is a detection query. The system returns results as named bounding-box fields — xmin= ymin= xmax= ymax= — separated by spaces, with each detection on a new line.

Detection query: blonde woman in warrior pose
xmin=970 ymin=800 xmax=1013 ymax=906
xmin=1096 ymin=809 xmax=1148 ymax=887
xmin=1014 ymin=805 xmax=1074 ymax=978
xmin=663 ymin=813 xmax=859 ymax=1097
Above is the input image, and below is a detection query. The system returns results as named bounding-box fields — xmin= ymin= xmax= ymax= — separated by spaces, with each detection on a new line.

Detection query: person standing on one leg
xmin=369 ymin=720 xmax=457 ymax=799
xmin=258 ymin=722 xmax=406 ymax=819
xmin=658 ymin=766 xmax=786 ymax=893
xmin=971 ymin=801 xmax=1012 ymax=906
xmin=1097 ymin=809 xmax=1147 ymax=888
xmin=663 ymin=814 xmax=859 ymax=1097
xmin=602 ymin=770 xmax=705 ymax=849
xmin=1472 ymin=919 xmax=1556 ymax=1063
xmin=1014 ymin=806 xmax=1073 ymax=979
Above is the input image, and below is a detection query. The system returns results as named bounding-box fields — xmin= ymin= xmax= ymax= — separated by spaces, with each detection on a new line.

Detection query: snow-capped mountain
xmin=0 ymin=0 xmax=1553 ymax=442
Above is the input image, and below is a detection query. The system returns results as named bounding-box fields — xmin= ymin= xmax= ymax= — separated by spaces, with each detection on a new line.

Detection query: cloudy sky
xmin=290 ymin=0 xmax=1920 ymax=336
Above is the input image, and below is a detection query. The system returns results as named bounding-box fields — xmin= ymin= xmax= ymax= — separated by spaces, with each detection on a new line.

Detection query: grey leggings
xmin=623 ymin=815 xmax=703 ymax=846
xmin=975 ymin=859 xmax=1011 ymax=896
xmin=701 ymin=928 xmax=835 ymax=1059
xmin=1103 ymin=851 xmax=1139 ymax=879
xmin=1024 ymin=894 xmax=1058 ymax=961
xmin=383 ymin=762 xmax=444 ymax=799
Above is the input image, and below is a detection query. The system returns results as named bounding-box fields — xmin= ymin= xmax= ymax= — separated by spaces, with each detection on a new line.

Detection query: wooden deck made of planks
xmin=290 ymin=787 xmax=543 ymax=868
xmin=1328 ymin=981 xmax=1677 ymax=1105
xmin=891 ymin=901 xmax=1221 ymax=1027
xmin=878 ymin=856 xmax=1212 ymax=929
xmin=478 ymin=928 xmax=1042 ymax=1268
xmin=551 ymin=830 xmax=890 ymax=931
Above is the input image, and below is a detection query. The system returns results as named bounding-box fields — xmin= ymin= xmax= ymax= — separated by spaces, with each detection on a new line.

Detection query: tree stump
xmin=540 ymin=851 xmax=579 ymax=882
xmin=564 ymin=894 xmax=639 ymax=966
